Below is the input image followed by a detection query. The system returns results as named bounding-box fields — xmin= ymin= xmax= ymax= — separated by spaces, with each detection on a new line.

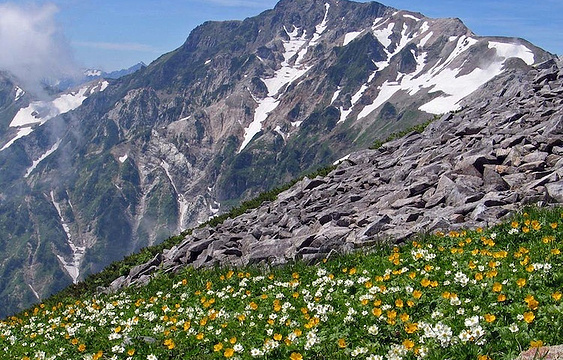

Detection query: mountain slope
xmin=0 ymin=0 xmax=555 ymax=317
xmin=112 ymin=57 xmax=563 ymax=289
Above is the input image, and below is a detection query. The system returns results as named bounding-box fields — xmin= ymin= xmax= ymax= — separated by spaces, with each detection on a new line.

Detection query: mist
xmin=0 ymin=3 xmax=80 ymax=96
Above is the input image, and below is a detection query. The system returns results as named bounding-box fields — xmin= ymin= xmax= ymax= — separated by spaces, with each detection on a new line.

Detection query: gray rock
xmin=546 ymin=181 xmax=563 ymax=203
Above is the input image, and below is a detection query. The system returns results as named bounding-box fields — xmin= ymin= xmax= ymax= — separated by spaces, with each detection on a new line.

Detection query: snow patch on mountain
xmin=488 ymin=41 xmax=534 ymax=65
xmin=14 ymin=86 xmax=25 ymax=101
xmin=403 ymin=14 xmax=421 ymax=22
xmin=240 ymin=18 xmax=328 ymax=152
xmin=343 ymin=31 xmax=362 ymax=46
xmin=24 ymin=139 xmax=62 ymax=178
xmin=1 ymin=81 xmax=108 ymax=152
xmin=50 ymin=191 xmax=85 ymax=284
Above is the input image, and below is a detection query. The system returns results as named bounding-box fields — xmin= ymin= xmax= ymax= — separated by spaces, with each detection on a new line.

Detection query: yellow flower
xmin=274 ymin=333 xmax=282 ymax=341
xmin=196 ymin=332 xmax=204 ymax=340
xmin=478 ymin=355 xmax=493 ymax=360
xmin=164 ymin=339 xmax=175 ymax=350
xmin=475 ymin=273 xmax=484 ymax=281
xmin=338 ymin=338 xmax=347 ymax=348
xmin=214 ymin=343 xmax=224 ymax=352
xmin=405 ymin=323 xmax=418 ymax=334
xmin=492 ymin=282 xmax=502 ymax=292
xmin=114 ymin=326 xmax=122 ymax=333
xmin=400 ymin=313 xmax=410 ymax=322
xmin=372 ymin=307 xmax=382 ymax=317
xmin=522 ymin=227 xmax=530 ymax=233
xmin=525 ymin=295 xmax=539 ymax=310
xmin=517 ymin=278 xmax=527 ymax=288
xmin=224 ymin=348 xmax=235 ymax=358
xmin=93 ymin=351 xmax=104 ymax=360
xmin=552 ymin=248 xmax=561 ymax=255
xmin=78 ymin=344 xmax=86 ymax=352
xmin=531 ymin=220 xmax=541 ymax=230
xmin=550 ymin=222 xmax=558 ymax=229
xmin=290 ymin=353 xmax=303 ymax=360
xmin=127 ymin=349 xmax=135 ymax=356
xmin=395 ymin=299 xmax=404 ymax=308
xmin=484 ymin=314 xmax=496 ymax=323
xmin=412 ymin=290 xmax=422 ymax=299
xmin=420 ymin=278 xmax=431 ymax=287
xmin=497 ymin=294 xmax=507 ymax=302
xmin=402 ymin=339 xmax=415 ymax=350
xmin=249 ymin=302 xmax=258 ymax=310
xmin=511 ymin=221 xmax=519 ymax=228
xmin=523 ymin=312 xmax=535 ymax=324
xmin=530 ymin=340 xmax=544 ymax=348
xmin=553 ymin=292 xmax=562 ymax=301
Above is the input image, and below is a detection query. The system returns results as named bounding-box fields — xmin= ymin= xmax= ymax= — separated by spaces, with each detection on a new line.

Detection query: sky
xmin=0 ymin=0 xmax=561 ymax=76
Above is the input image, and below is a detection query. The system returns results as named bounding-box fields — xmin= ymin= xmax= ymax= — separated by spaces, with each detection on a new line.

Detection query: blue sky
xmin=0 ymin=0 xmax=561 ymax=72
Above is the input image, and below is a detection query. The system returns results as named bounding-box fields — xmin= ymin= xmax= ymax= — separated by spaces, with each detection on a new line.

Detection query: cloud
xmin=73 ymin=41 xmax=162 ymax=53
xmin=0 ymin=3 xmax=79 ymax=95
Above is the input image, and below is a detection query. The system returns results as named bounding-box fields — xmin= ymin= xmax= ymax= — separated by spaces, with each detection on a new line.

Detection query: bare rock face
xmin=111 ymin=59 xmax=563 ymax=290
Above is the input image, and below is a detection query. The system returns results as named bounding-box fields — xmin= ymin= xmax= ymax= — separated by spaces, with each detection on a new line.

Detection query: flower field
xmin=1 ymin=208 xmax=561 ymax=360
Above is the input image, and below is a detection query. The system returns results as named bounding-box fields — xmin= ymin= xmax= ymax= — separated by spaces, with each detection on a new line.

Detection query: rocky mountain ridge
xmin=110 ymin=57 xmax=563 ymax=290
xmin=0 ymin=0 xmax=556 ymax=317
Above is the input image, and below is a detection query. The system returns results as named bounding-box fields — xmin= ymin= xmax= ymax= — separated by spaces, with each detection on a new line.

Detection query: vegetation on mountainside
xmin=1 ymin=208 xmax=561 ymax=359
xmin=42 ymin=164 xmax=338 ymax=304
xmin=370 ymin=118 xmax=435 ymax=150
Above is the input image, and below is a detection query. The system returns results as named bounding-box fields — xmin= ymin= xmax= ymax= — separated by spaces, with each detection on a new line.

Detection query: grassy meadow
xmin=1 ymin=208 xmax=561 ymax=360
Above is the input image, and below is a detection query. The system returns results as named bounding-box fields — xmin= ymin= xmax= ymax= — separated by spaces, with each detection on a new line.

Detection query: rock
xmin=546 ymin=181 xmax=563 ymax=203
xmin=515 ymin=345 xmax=563 ymax=360
xmin=359 ymin=215 xmax=392 ymax=238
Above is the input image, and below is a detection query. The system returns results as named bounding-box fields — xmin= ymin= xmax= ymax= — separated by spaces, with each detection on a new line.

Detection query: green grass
xmin=1 ymin=207 xmax=561 ymax=360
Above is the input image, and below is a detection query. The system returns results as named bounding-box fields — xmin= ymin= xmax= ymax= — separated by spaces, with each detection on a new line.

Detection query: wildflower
xmin=338 ymin=338 xmax=347 ymax=348
xmin=484 ymin=314 xmax=496 ymax=323
xmin=368 ymin=324 xmax=379 ymax=335
xmin=509 ymin=323 xmax=519 ymax=333
xmin=516 ymin=278 xmax=527 ymax=288
xmin=405 ymin=323 xmax=418 ymax=334
xmin=492 ymin=282 xmax=502 ymax=292
xmin=224 ymin=348 xmax=235 ymax=358
xmin=214 ymin=343 xmax=224 ymax=352
xmin=403 ymin=339 xmax=415 ymax=350
xmin=553 ymin=292 xmax=562 ymax=301
xmin=290 ymin=353 xmax=303 ymax=360
xmin=523 ymin=312 xmax=535 ymax=324
xmin=530 ymin=340 xmax=544 ymax=348
xmin=147 ymin=355 xmax=158 ymax=360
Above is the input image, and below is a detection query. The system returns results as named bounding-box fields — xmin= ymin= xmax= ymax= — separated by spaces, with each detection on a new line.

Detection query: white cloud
xmin=0 ymin=2 xmax=79 ymax=95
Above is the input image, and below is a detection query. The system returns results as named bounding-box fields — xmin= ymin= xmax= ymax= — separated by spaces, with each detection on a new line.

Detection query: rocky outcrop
xmin=109 ymin=59 xmax=563 ymax=290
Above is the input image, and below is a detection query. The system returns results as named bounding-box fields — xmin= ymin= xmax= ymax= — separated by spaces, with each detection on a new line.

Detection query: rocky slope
xmin=0 ymin=0 xmax=555 ymax=317
xmin=110 ymin=58 xmax=563 ymax=289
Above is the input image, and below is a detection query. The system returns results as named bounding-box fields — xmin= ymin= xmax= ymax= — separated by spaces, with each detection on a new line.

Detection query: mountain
xmin=84 ymin=62 xmax=147 ymax=80
xmin=111 ymin=57 xmax=563 ymax=289
xmin=0 ymin=0 xmax=555 ymax=318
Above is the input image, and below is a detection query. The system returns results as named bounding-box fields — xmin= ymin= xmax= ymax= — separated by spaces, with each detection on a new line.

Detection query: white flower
xmin=234 ymin=343 xmax=244 ymax=353
xmin=509 ymin=323 xmax=519 ymax=333
xmin=464 ymin=316 xmax=480 ymax=328
xmin=147 ymin=355 xmax=158 ymax=360
xmin=367 ymin=355 xmax=384 ymax=360
xmin=250 ymin=348 xmax=264 ymax=357
xmin=368 ymin=324 xmax=379 ymax=336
